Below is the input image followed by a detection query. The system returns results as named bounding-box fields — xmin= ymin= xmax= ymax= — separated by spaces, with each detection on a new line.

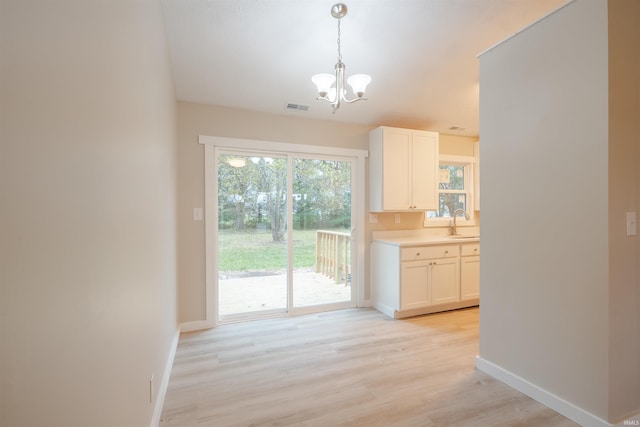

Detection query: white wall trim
xmin=203 ymin=144 xmax=218 ymax=328
xmin=371 ymin=301 xmax=395 ymax=319
xmin=475 ymin=356 xmax=612 ymax=427
xmin=150 ymin=328 xmax=180 ymax=427
xmin=199 ymin=134 xmax=369 ymax=328
xmin=439 ymin=154 xmax=475 ymax=164
xmin=355 ymin=153 xmax=367 ymax=308
xmin=180 ymin=319 xmax=216 ymax=333
xmin=476 ymin=0 xmax=576 ymax=58
xmin=198 ymin=135 xmax=368 ymax=159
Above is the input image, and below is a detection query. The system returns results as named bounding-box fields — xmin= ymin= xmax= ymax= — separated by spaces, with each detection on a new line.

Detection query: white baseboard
xmin=371 ymin=301 xmax=396 ymax=318
xmin=475 ymin=356 xmax=612 ymax=427
xmin=150 ymin=329 xmax=180 ymax=427
xmin=180 ymin=319 xmax=215 ymax=332
xmin=371 ymin=301 xmax=479 ymax=319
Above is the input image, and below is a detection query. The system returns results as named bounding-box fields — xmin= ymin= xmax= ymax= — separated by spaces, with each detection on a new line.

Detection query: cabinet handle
xmin=444 ymin=250 xmax=448 ymax=254
xmin=416 ymin=252 xmax=420 ymax=256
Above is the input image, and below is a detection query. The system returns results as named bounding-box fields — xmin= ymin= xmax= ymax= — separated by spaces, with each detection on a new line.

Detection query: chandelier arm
xmin=342 ymin=96 xmax=367 ymax=104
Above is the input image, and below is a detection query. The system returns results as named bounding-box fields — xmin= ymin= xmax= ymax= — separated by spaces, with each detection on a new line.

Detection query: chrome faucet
xmin=450 ymin=208 xmax=470 ymax=235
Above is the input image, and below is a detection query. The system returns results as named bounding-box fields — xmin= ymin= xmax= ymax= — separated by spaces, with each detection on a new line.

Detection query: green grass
xmin=217 ymin=230 xmax=289 ymax=271
xmin=218 ymin=229 xmax=346 ymax=272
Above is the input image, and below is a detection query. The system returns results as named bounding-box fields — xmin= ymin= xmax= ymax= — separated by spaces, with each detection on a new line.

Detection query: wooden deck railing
xmin=315 ymin=230 xmax=351 ymax=285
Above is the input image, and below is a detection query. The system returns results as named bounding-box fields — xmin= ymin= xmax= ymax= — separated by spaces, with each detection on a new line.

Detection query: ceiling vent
xmin=285 ymin=103 xmax=309 ymax=112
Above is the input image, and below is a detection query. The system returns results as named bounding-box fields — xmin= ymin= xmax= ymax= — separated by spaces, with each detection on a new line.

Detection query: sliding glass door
xmin=215 ymin=150 xmax=354 ymax=321
xmin=291 ymin=157 xmax=352 ymax=309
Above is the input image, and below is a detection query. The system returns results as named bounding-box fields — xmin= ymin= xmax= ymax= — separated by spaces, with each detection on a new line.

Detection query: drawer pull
xmin=444 ymin=250 xmax=448 ymax=254
xmin=416 ymin=252 xmax=420 ymax=256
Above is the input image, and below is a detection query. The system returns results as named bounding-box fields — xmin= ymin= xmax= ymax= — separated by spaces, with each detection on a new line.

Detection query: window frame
xmin=424 ymin=155 xmax=476 ymax=228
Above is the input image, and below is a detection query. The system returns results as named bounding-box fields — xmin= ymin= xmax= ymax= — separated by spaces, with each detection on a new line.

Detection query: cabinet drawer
xmin=401 ymin=245 xmax=456 ymax=261
xmin=461 ymin=243 xmax=480 ymax=257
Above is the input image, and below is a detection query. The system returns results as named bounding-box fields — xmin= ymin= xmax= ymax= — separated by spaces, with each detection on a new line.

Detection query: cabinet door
xmin=382 ymin=129 xmax=412 ymax=210
xmin=410 ymin=131 xmax=439 ymax=210
xmin=430 ymin=257 xmax=460 ymax=305
xmin=400 ymin=261 xmax=430 ymax=309
xmin=461 ymin=256 xmax=480 ymax=300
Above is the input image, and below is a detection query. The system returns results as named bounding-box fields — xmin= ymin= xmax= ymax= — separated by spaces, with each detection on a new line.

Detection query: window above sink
xmin=424 ymin=155 xmax=476 ymax=228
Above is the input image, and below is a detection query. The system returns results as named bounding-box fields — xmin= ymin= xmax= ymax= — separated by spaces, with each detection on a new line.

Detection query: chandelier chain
xmin=336 ymin=18 xmax=342 ymax=63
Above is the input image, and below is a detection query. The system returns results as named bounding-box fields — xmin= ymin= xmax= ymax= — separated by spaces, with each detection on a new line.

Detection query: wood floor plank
xmin=160 ymin=307 xmax=578 ymax=426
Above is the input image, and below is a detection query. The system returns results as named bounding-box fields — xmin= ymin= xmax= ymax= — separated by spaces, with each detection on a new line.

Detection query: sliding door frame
xmin=199 ymin=135 xmax=368 ymax=327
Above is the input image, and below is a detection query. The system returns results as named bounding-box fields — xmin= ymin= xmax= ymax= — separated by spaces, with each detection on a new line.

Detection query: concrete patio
xmin=218 ymin=268 xmax=351 ymax=316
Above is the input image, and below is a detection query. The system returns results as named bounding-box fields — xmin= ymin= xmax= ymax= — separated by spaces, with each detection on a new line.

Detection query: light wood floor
xmin=160 ymin=307 xmax=578 ymax=426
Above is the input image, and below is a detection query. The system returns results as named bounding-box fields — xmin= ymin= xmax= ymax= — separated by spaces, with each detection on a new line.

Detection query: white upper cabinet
xmin=369 ymin=126 xmax=439 ymax=212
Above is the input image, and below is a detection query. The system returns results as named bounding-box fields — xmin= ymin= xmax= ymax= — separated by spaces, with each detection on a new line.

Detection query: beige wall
xmin=176 ymin=102 xmax=478 ymax=322
xmin=0 ymin=1 xmax=178 ymax=426
xmin=479 ymin=0 xmax=640 ymax=423
xmin=440 ymin=134 xmax=476 ymax=157
xmin=608 ymin=0 xmax=640 ymax=420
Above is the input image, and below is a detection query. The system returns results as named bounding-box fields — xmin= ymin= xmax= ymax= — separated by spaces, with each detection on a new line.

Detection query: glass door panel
xmin=291 ymin=158 xmax=353 ymax=308
xmin=217 ymin=153 xmax=288 ymax=318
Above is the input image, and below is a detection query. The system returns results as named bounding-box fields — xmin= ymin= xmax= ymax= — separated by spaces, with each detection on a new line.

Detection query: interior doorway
xmin=215 ymin=149 xmax=356 ymax=322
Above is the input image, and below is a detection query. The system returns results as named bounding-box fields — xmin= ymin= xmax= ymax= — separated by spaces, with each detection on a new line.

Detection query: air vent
xmin=285 ymin=103 xmax=309 ymax=111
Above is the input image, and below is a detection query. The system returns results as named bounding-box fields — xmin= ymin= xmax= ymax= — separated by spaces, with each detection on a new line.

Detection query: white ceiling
xmin=161 ymin=0 xmax=568 ymax=137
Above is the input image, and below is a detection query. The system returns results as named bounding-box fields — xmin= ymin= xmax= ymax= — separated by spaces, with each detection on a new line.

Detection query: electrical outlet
xmin=369 ymin=213 xmax=378 ymax=223
xmin=394 ymin=214 xmax=401 ymax=223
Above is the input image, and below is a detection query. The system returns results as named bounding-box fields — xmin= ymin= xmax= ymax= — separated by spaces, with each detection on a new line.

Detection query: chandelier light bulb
xmin=347 ymin=74 xmax=372 ymax=98
xmin=311 ymin=73 xmax=336 ymax=98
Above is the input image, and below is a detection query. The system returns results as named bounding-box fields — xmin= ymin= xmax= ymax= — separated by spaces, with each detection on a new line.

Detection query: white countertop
xmin=371 ymin=230 xmax=480 ymax=246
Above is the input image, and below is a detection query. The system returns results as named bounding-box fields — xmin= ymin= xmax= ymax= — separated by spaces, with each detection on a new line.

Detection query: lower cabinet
xmin=430 ymin=257 xmax=460 ymax=305
xmin=461 ymin=243 xmax=480 ymax=300
xmin=400 ymin=261 xmax=431 ymax=310
xmin=372 ymin=241 xmax=479 ymax=319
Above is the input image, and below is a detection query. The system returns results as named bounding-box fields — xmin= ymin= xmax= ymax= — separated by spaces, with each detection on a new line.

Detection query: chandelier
xmin=311 ymin=3 xmax=371 ymax=113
